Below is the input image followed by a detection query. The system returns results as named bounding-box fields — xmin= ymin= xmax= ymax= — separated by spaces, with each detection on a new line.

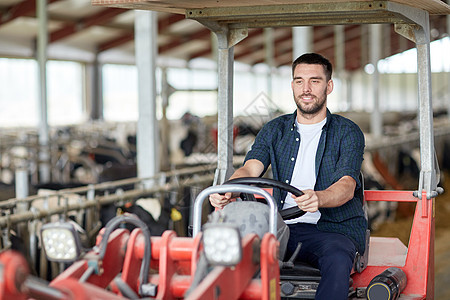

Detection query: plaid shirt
xmin=244 ymin=109 xmax=367 ymax=253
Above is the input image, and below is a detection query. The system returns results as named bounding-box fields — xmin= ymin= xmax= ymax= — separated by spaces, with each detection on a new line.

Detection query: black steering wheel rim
xmin=223 ymin=177 xmax=306 ymax=220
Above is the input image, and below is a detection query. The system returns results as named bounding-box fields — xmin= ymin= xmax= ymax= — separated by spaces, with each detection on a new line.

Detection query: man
xmin=209 ymin=53 xmax=366 ymax=299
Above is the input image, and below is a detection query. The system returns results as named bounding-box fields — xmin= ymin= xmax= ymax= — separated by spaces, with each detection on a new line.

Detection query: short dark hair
xmin=292 ymin=53 xmax=332 ymax=81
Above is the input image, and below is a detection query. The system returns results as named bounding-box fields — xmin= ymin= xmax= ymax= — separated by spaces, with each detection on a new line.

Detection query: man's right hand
xmin=209 ymin=159 xmax=264 ymax=209
xmin=209 ymin=192 xmax=233 ymax=209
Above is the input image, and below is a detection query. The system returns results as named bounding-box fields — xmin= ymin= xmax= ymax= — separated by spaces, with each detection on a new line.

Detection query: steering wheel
xmin=223 ymin=177 xmax=306 ymax=220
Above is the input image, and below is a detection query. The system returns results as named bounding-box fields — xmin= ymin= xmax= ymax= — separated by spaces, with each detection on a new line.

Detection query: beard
xmin=294 ymin=90 xmax=327 ymax=116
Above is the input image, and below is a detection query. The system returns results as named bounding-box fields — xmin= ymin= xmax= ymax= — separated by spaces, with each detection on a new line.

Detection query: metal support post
xmin=37 ymin=0 xmax=50 ymax=183
xmin=390 ymin=3 xmax=438 ymax=196
xmin=214 ymin=33 xmax=235 ymax=185
xmin=414 ymin=19 xmax=438 ymax=197
xmin=264 ymin=28 xmax=274 ymax=100
xmin=194 ymin=22 xmax=247 ymax=185
xmin=14 ymin=167 xmax=30 ymax=271
xmin=135 ymin=10 xmax=159 ymax=187
xmin=292 ymin=26 xmax=313 ymax=58
xmin=334 ymin=25 xmax=348 ymax=110
xmin=87 ymin=55 xmax=103 ymax=120
xmin=15 ymin=169 xmax=29 ymax=200
xmin=369 ymin=24 xmax=383 ymax=138
xmin=160 ymin=68 xmax=171 ymax=171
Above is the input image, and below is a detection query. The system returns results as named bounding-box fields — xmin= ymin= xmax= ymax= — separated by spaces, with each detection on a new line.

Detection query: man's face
xmin=291 ymin=63 xmax=333 ymax=116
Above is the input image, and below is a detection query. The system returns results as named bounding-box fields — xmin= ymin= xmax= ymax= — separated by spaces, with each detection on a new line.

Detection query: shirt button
xmin=281 ymin=201 xmax=284 ymax=203
xmin=290 ymin=128 xmax=293 ymax=131
xmin=285 ymin=180 xmax=289 ymax=183
xmin=296 ymin=138 xmax=299 ymax=141
xmin=291 ymin=157 xmax=295 ymax=161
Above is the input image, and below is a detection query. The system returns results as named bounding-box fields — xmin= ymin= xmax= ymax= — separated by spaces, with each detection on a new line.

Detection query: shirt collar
xmin=290 ymin=108 xmax=332 ymax=130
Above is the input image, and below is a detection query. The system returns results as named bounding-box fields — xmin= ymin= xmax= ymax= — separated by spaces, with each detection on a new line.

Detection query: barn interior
xmin=1 ymin=0 xmax=450 ymax=298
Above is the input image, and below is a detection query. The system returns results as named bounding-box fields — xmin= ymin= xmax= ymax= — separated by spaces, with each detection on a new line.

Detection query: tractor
xmin=0 ymin=175 xmax=438 ymax=299
xmin=1 ymin=0 xmax=448 ymax=299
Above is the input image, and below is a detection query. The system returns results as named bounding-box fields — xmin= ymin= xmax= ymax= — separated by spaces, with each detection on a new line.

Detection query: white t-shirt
xmin=284 ymin=117 xmax=326 ymax=225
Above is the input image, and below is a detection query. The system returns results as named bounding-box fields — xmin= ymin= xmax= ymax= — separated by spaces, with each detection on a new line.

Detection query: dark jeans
xmin=286 ymin=223 xmax=356 ymax=300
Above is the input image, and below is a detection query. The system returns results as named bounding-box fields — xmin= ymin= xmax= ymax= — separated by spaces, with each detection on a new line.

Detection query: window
xmin=0 ymin=58 xmax=84 ymax=127
xmin=103 ymin=64 xmax=138 ymax=121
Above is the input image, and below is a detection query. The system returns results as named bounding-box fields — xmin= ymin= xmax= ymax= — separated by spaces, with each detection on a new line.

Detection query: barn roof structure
xmin=0 ymin=0 xmax=449 ymax=69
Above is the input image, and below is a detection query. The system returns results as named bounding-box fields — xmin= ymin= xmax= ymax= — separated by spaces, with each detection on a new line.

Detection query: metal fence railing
xmin=0 ymin=162 xmax=245 ymax=279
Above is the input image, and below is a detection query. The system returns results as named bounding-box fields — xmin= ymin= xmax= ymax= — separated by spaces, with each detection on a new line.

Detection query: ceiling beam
xmin=159 ymin=28 xmax=210 ymax=53
xmin=80 ymin=15 xmax=450 ymax=67
xmin=313 ymin=26 xmax=335 ymax=41
xmin=0 ymin=0 xmax=61 ymax=26
xmin=187 ymin=28 xmax=265 ymax=61
xmin=158 ymin=13 xmax=185 ymax=32
xmin=96 ymin=13 xmax=186 ymax=53
xmin=275 ymin=39 xmax=293 ymax=57
xmin=246 ymin=30 xmax=292 ymax=65
xmin=97 ymin=32 xmax=134 ymax=52
xmin=275 ymin=51 xmax=294 ymax=68
xmin=50 ymin=8 xmax=127 ymax=43
xmin=233 ymin=28 xmax=275 ymax=58
xmin=188 ymin=45 xmax=212 ymax=60
xmin=276 ymin=57 xmax=292 ymax=68
xmin=344 ymin=37 xmax=362 ymax=70
xmin=313 ymin=27 xmax=336 ymax=53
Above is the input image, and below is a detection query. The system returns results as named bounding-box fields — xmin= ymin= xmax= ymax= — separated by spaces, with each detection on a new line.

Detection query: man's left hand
xmin=292 ymin=190 xmax=319 ymax=212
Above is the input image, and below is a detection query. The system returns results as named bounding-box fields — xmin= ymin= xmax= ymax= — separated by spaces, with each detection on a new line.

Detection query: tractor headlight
xmin=41 ymin=222 xmax=82 ymax=262
xmin=202 ymin=223 xmax=242 ymax=266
